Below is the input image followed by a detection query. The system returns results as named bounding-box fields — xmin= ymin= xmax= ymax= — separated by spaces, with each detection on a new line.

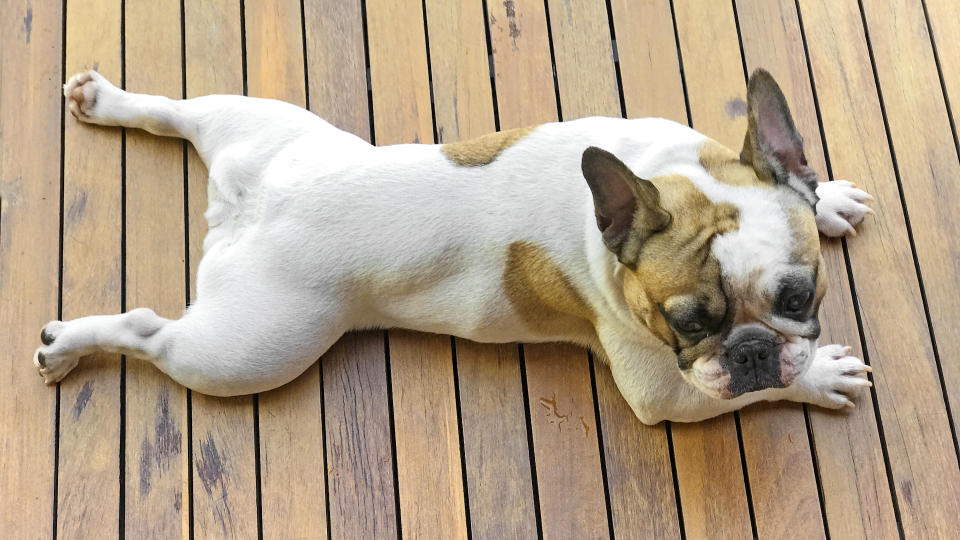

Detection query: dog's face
xmin=582 ymin=69 xmax=824 ymax=399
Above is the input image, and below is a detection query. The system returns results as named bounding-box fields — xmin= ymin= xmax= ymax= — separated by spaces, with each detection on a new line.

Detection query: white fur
xmin=36 ymin=71 xmax=873 ymax=424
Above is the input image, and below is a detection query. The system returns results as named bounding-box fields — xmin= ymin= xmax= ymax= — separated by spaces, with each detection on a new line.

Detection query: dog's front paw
xmin=815 ymin=180 xmax=873 ymax=237
xmin=34 ymin=321 xmax=81 ymax=384
xmin=791 ymin=344 xmax=872 ymax=409
xmin=64 ymin=70 xmax=118 ymax=122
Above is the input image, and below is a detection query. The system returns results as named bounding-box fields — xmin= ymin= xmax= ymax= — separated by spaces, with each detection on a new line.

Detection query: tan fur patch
xmin=442 ymin=126 xmax=535 ymax=166
xmin=621 ymin=175 xmax=738 ymax=349
xmin=698 ymin=138 xmax=770 ymax=188
xmin=503 ymin=241 xmax=596 ymax=341
xmin=786 ymin=204 xmax=821 ymax=266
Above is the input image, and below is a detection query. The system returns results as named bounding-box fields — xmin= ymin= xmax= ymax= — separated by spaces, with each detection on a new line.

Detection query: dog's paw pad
xmin=797 ymin=344 xmax=872 ymax=409
xmin=815 ymin=180 xmax=873 ymax=237
xmin=64 ymin=70 xmax=110 ymax=121
xmin=34 ymin=321 xmax=80 ymax=384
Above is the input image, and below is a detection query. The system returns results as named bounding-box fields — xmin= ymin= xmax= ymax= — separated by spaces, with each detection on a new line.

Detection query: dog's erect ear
xmin=581 ymin=147 xmax=672 ymax=267
xmin=741 ymin=68 xmax=818 ymax=206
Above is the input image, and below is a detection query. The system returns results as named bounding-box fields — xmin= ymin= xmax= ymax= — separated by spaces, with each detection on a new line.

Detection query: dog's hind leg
xmin=63 ymin=70 xmax=370 ymax=173
xmin=35 ymin=293 xmax=349 ymax=396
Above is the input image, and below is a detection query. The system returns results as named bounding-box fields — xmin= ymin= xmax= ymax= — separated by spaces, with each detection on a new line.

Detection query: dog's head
xmin=582 ymin=69 xmax=824 ymax=399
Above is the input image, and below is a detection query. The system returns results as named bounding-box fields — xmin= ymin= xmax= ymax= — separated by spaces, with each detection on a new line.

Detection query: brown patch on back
xmin=621 ymin=175 xmax=738 ymax=348
xmin=503 ymin=241 xmax=596 ymax=341
xmin=442 ymin=126 xmax=535 ymax=166
xmin=698 ymin=138 xmax=770 ymax=187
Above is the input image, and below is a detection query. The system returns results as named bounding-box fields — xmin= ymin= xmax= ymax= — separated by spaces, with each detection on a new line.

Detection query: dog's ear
xmin=581 ymin=147 xmax=672 ymax=267
xmin=740 ymin=68 xmax=818 ymax=206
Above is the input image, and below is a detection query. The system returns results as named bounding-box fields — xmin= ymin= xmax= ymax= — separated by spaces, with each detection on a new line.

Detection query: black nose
xmin=731 ymin=339 xmax=776 ymax=366
xmin=722 ymin=325 xmax=784 ymax=396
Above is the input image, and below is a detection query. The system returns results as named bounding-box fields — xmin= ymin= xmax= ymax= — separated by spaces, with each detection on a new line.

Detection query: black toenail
xmin=37 ymin=351 xmax=47 ymax=367
xmin=41 ymin=327 xmax=55 ymax=345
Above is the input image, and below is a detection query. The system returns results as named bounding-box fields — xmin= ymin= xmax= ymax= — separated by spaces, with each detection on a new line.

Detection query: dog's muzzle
xmin=720 ymin=324 xmax=786 ymax=396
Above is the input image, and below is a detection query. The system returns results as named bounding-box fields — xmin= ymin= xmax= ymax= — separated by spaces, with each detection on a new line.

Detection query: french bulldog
xmin=36 ymin=68 xmax=873 ymax=424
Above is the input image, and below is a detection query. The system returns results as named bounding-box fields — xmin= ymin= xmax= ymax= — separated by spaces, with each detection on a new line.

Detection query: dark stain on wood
xmin=22 ymin=8 xmax=32 ymax=44
xmin=72 ymin=380 xmax=93 ymax=419
xmin=725 ymin=96 xmax=747 ymax=118
xmin=154 ymin=387 xmax=182 ymax=467
xmin=504 ymin=0 xmax=521 ymax=45
xmin=66 ymin=190 xmax=88 ymax=224
xmin=140 ymin=439 xmax=154 ymax=496
xmin=196 ymin=434 xmax=233 ymax=535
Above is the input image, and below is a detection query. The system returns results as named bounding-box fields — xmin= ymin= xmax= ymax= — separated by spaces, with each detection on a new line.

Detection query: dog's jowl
xmin=38 ymin=68 xmax=873 ymax=424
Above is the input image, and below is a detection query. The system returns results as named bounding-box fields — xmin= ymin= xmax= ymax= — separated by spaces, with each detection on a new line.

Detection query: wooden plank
xmin=56 ymin=0 xmax=122 ymax=536
xmin=734 ymin=2 xmax=898 ymax=536
xmin=925 ymin=0 xmax=960 ymax=438
xmin=0 ymin=0 xmax=63 ymax=536
xmin=863 ymin=0 xmax=960 ymax=454
xmin=303 ymin=0 xmax=370 ymax=139
xmin=455 ymin=341 xmax=538 ymax=539
xmin=600 ymin=3 xmax=687 ymax=538
xmin=123 ymin=0 xmax=190 ymax=535
xmin=366 ymin=1 xmax=468 ymax=538
xmin=424 ymin=0 xmax=496 ymax=143
xmin=523 ymin=344 xmax=607 ymax=539
xmin=301 ymin=2 xmax=398 ymax=539
xmin=244 ymin=0 xmax=327 ymax=536
xmin=664 ymin=3 xmax=756 ymax=537
xmin=546 ymin=0 xmax=620 ymax=118
xmin=322 ymin=333 xmax=399 ymax=539
xmin=798 ymin=0 xmax=960 ymax=536
xmin=422 ymin=1 xmax=538 ymax=537
xmin=486 ymin=0 xmax=556 ymax=128
xmin=550 ymin=1 xmax=685 ymax=537
xmin=610 ymin=0 xmax=686 ymax=121
xmin=183 ymin=0 xmax=259 ymax=537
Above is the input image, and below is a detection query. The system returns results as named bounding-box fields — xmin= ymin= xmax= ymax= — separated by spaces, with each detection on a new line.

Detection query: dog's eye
xmin=676 ymin=320 xmax=705 ymax=335
xmin=784 ymin=291 xmax=812 ymax=314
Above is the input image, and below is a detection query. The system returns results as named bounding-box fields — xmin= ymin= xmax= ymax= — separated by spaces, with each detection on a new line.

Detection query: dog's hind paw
xmin=814 ymin=180 xmax=873 ymax=237
xmin=64 ymin=69 xmax=119 ymax=123
xmin=34 ymin=321 xmax=80 ymax=384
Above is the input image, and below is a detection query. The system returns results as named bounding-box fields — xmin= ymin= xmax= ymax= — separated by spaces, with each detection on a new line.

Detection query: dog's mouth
xmin=683 ymin=335 xmax=816 ymax=399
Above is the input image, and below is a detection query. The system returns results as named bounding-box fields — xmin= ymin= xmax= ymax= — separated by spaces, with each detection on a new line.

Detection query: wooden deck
xmin=3 ymin=0 xmax=960 ymax=538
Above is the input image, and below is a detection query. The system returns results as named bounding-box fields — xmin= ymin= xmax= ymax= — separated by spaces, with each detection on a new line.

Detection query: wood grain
xmin=734 ymin=2 xmax=898 ymax=537
xmin=424 ymin=0 xmax=496 ymax=143
xmin=665 ymin=2 xmax=755 ymax=537
xmin=798 ymin=0 xmax=960 ymax=536
xmin=423 ymin=1 xmax=538 ymax=537
xmin=455 ymin=341 xmax=538 ymax=539
xmin=366 ymin=1 xmax=469 ymax=538
xmin=524 ymin=344 xmax=607 ymax=539
xmin=610 ymin=0 xmax=686 ymax=121
xmin=56 ymin=0 xmax=123 ymax=536
xmin=184 ymin=0 xmax=259 ymax=537
xmin=546 ymin=0 xmax=620 ymax=118
xmin=0 ymin=0 xmax=63 ymax=536
xmin=861 ymin=0 xmax=960 ymax=459
xmin=244 ymin=0 xmax=327 ymax=537
xmin=486 ymin=0 xmax=556 ymax=128
xmin=302 ymin=2 xmax=398 ymax=539
xmin=323 ymin=333 xmax=399 ymax=540
xmin=123 ymin=0 xmax=189 ymax=535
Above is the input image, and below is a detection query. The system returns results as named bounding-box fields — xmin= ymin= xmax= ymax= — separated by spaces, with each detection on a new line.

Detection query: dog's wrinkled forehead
xmin=696 ymin=139 xmax=820 ymax=289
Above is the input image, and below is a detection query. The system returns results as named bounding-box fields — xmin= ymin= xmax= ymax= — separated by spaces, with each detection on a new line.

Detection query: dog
xmin=36 ymin=68 xmax=873 ymax=424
